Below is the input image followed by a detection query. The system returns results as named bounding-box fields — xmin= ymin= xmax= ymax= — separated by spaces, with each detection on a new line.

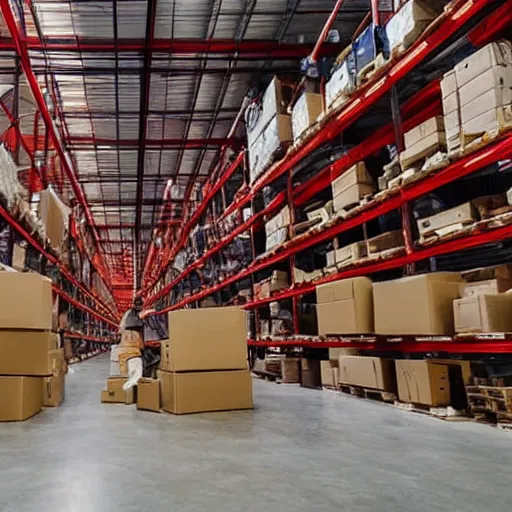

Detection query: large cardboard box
xmin=292 ymin=92 xmax=323 ymax=141
xmin=320 ymin=360 xmax=339 ymax=387
xmin=316 ymin=277 xmax=373 ymax=335
xmin=454 ymin=294 xmax=512 ymax=333
xmin=338 ymin=356 xmax=395 ymax=392
xmin=0 ymin=376 xmax=42 ymax=421
xmin=38 ymin=188 xmax=71 ymax=252
xmin=11 ymin=243 xmax=26 ymax=271
xmin=300 ymin=359 xmax=322 ymax=389
xmin=0 ymin=272 xmax=53 ymax=330
xmin=395 ymin=360 xmax=450 ymax=406
xmin=159 ymin=369 xmax=253 ymax=415
xmin=417 ymin=202 xmax=475 ymax=237
xmin=0 ymin=331 xmax=59 ymax=375
xmin=374 ymin=273 xmax=462 ymax=335
xmin=166 ymin=307 xmax=248 ymax=372
xmin=137 ymin=378 xmax=160 ymax=413
xmin=462 ymin=87 xmax=512 ymax=126
xmin=42 ymin=373 xmax=65 ymax=407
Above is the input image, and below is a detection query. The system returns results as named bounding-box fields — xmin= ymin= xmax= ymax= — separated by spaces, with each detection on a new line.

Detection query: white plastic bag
xmin=123 ymin=357 xmax=143 ymax=390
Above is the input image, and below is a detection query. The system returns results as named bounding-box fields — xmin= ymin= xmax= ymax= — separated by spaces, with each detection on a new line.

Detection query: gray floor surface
xmin=0 ymin=354 xmax=510 ymax=512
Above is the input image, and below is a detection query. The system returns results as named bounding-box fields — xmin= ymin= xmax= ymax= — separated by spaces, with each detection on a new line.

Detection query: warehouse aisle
xmin=0 ymin=355 xmax=510 ymax=512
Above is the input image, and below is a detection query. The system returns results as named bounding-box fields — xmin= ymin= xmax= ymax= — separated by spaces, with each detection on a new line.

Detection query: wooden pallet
xmin=467 ymin=385 xmax=512 ymax=415
xmin=393 ymin=401 xmax=468 ymax=421
xmin=339 ymin=384 xmax=397 ymax=403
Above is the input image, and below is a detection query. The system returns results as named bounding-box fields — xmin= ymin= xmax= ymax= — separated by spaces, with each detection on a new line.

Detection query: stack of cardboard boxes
xmin=265 ymin=206 xmax=290 ymax=252
xmin=331 ymin=162 xmax=375 ymax=214
xmin=442 ymin=40 xmax=512 ymax=154
xmin=291 ymin=92 xmax=323 ymax=142
xmin=159 ymin=307 xmax=253 ymax=414
xmin=0 ymin=272 xmax=65 ymax=422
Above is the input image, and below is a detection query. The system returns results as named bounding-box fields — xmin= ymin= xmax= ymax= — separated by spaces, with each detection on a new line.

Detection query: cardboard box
xmin=462 ymin=86 xmax=512 ymax=126
xmin=137 ymin=378 xmax=161 ymax=413
xmin=0 ymin=272 xmax=53 ymax=330
xmin=42 ymin=373 xmax=65 ymax=407
xmin=38 ymin=189 xmax=71 ymax=252
xmin=166 ymin=307 xmax=248 ymax=372
xmin=454 ymin=40 xmax=512 ymax=89
xmin=395 ymin=360 xmax=450 ymax=406
xmin=454 ymin=294 xmax=512 ymax=333
xmin=400 ymin=131 xmax=446 ymax=169
xmin=320 ymin=360 xmax=339 ymax=387
xmin=159 ymin=369 xmax=253 ymax=415
xmin=0 ymin=376 xmax=42 ymax=421
xmin=404 ymin=116 xmax=444 ymax=149
xmin=333 ymin=183 xmax=374 ymax=213
xmin=281 ymin=358 xmax=300 ymax=384
xmin=292 ymin=92 xmax=323 ymax=141
xmin=367 ymin=230 xmax=404 ymax=254
xmin=102 ymin=377 xmax=134 ymax=404
xmin=374 ymin=273 xmax=462 ymax=335
xmin=417 ymin=202 xmax=475 ymax=237
xmin=270 ymin=270 xmax=288 ymax=292
xmin=300 ymin=359 xmax=322 ymax=389
xmin=462 ymin=104 xmax=512 ymax=138
xmin=338 ymin=356 xmax=395 ymax=392
xmin=441 ymin=70 xmax=458 ymax=101
xmin=0 ymin=331 xmax=59 ymax=376
xmin=332 ymin=163 xmax=372 ymax=196
xmin=463 ymin=278 xmax=512 ymax=297
xmin=11 ymin=243 xmax=26 ymax=271
xmin=260 ymin=77 xmax=288 ymax=136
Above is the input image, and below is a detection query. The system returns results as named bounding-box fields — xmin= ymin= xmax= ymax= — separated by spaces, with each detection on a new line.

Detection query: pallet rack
xmin=144 ymin=0 xmax=512 ymax=355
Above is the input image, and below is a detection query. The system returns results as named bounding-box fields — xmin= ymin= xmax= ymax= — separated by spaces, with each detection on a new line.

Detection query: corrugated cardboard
xmin=261 ymin=77 xmax=287 ymax=135
xmin=441 ymin=70 xmax=457 ymax=100
xmin=463 ymin=105 xmax=512 ymax=137
xmin=462 ymin=86 xmax=512 ymax=126
xmin=292 ymin=92 xmax=323 ymax=141
xmin=367 ymin=230 xmax=404 ymax=254
xmin=400 ymin=131 xmax=446 ymax=169
xmin=159 ymin=369 xmax=253 ymax=415
xmin=38 ymin=189 xmax=71 ymax=252
xmin=103 ymin=377 xmax=134 ymax=404
xmin=11 ymin=244 xmax=26 ymax=271
xmin=395 ymin=360 xmax=450 ymax=406
xmin=333 ymin=183 xmax=374 ymax=212
xmin=42 ymin=373 xmax=65 ymax=407
xmin=0 ymin=331 xmax=59 ymax=376
xmin=404 ymin=116 xmax=444 ymax=148
xmin=0 ymin=376 xmax=42 ymax=421
xmin=0 ymin=272 xmax=53 ymax=330
xmin=463 ymin=278 xmax=512 ymax=297
xmin=332 ymin=163 xmax=372 ymax=196
xmin=454 ymin=294 xmax=512 ymax=333
xmin=167 ymin=307 xmax=248 ymax=372
xmin=338 ymin=356 xmax=395 ymax=391
xmin=417 ymin=202 xmax=475 ymax=237
xmin=459 ymin=65 xmax=512 ymax=110
xmin=320 ymin=360 xmax=339 ymax=387
xmin=374 ymin=273 xmax=462 ymax=335
xmin=137 ymin=378 xmax=161 ymax=413
xmin=336 ymin=242 xmax=367 ymax=266
xmin=454 ymin=40 xmax=512 ymax=89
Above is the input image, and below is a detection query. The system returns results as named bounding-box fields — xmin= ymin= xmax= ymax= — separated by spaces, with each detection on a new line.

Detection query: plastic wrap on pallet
xmin=326 ymin=50 xmax=356 ymax=109
xmin=353 ymin=24 xmax=389 ymax=77
xmin=385 ymin=0 xmax=440 ymax=54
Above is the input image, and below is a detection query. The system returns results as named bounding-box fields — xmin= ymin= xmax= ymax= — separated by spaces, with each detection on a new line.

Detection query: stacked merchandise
xmin=37 ymin=188 xmax=71 ymax=255
xmin=247 ymin=78 xmax=293 ymax=183
xmin=0 ymin=272 xmax=65 ymax=421
xmin=159 ymin=307 xmax=253 ymax=414
xmin=291 ymin=92 xmax=324 ymax=142
xmin=331 ymin=162 xmax=375 ymax=214
xmin=265 ymin=206 xmax=290 ymax=252
xmin=441 ymin=40 xmax=512 ymax=154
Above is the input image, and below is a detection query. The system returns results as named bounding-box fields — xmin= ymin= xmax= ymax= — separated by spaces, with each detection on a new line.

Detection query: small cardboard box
xmin=333 ymin=183 xmax=374 ymax=213
xmin=102 ymin=377 xmax=134 ymax=404
xmin=166 ymin=307 xmax=248 ymax=372
xmin=417 ymin=202 xmax=475 ymax=237
xmin=316 ymin=277 xmax=373 ymax=335
xmin=11 ymin=244 xmax=26 ymax=271
xmin=0 ymin=331 xmax=59 ymax=376
xmin=300 ymin=359 xmax=322 ymax=389
xmin=0 ymin=272 xmax=53 ymax=330
xmin=137 ymin=378 xmax=161 ymax=413
xmin=400 ymin=131 xmax=446 ymax=169
xmin=404 ymin=116 xmax=445 ymax=149
xmin=462 ymin=86 xmax=512 ymax=126
xmin=0 ymin=376 xmax=42 ymax=421
xmin=338 ymin=356 xmax=396 ymax=392
xmin=159 ymin=369 xmax=253 ymax=415
xmin=292 ymin=92 xmax=323 ymax=141
xmin=395 ymin=360 xmax=450 ymax=406
xmin=374 ymin=273 xmax=462 ymax=335
xmin=42 ymin=373 xmax=65 ymax=407
xmin=366 ymin=230 xmax=404 ymax=255
xmin=320 ymin=360 xmax=339 ymax=387
xmin=454 ymin=294 xmax=512 ymax=333
xmin=332 ymin=163 xmax=372 ymax=196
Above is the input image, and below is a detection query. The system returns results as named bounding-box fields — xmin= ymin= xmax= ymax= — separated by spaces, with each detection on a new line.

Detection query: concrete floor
xmin=0 ymin=355 xmax=510 ymax=512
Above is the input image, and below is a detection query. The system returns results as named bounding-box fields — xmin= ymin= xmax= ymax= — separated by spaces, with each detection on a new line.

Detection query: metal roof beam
xmin=66 ymin=137 xmax=236 ymax=149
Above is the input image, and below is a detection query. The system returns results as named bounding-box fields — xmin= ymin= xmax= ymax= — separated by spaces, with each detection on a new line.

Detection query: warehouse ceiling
xmin=0 ymin=0 xmax=370 ymax=299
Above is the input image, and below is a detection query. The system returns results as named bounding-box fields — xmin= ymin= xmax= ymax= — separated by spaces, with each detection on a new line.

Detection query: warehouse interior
xmin=1 ymin=0 xmax=512 ymax=509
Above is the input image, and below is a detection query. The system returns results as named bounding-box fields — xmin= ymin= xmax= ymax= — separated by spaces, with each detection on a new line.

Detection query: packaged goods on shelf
xmin=300 ymin=359 xmax=322 ymax=389
xmin=417 ymin=201 xmax=476 ymax=239
xmin=159 ymin=369 xmax=253 ymax=415
xmin=316 ymin=277 xmax=373 ymax=336
xmin=291 ymin=92 xmax=324 ymax=142
xmin=320 ymin=360 xmax=339 ymax=387
xmin=395 ymin=360 xmax=450 ymax=406
xmin=385 ymin=0 xmax=441 ymax=56
xmin=400 ymin=116 xmax=446 ymax=169
xmin=162 ymin=307 xmax=247 ymax=372
xmin=462 ymin=278 xmax=512 ymax=297
xmin=454 ymin=294 xmax=512 ymax=334
xmin=325 ymin=47 xmax=356 ymax=109
xmin=137 ymin=378 xmax=161 ymax=413
xmin=260 ymin=320 xmax=270 ymax=337
xmin=0 ymin=272 xmax=53 ymax=330
xmin=332 ymin=162 xmax=375 ymax=213
xmin=366 ymin=230 xmax=404 ymax=255
xmin=353 ymin=23 xmax=388 ymax=82
xmin=338 ymin=356 xmax=396 ymax=392
xmin=0 ymin=376 xmax=42 ymax=421
xmin=294 ymin=267 xmax=323 ymax=284
xmin=441 ymin=70 xmax=462 ymax=153
xmin=374 ymin=272 xmax=462 ymax=335
xmin=37 ymin=188 xmax=71 ymax=254
xmin=271 ymin=319 xmax=292 ymax=336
